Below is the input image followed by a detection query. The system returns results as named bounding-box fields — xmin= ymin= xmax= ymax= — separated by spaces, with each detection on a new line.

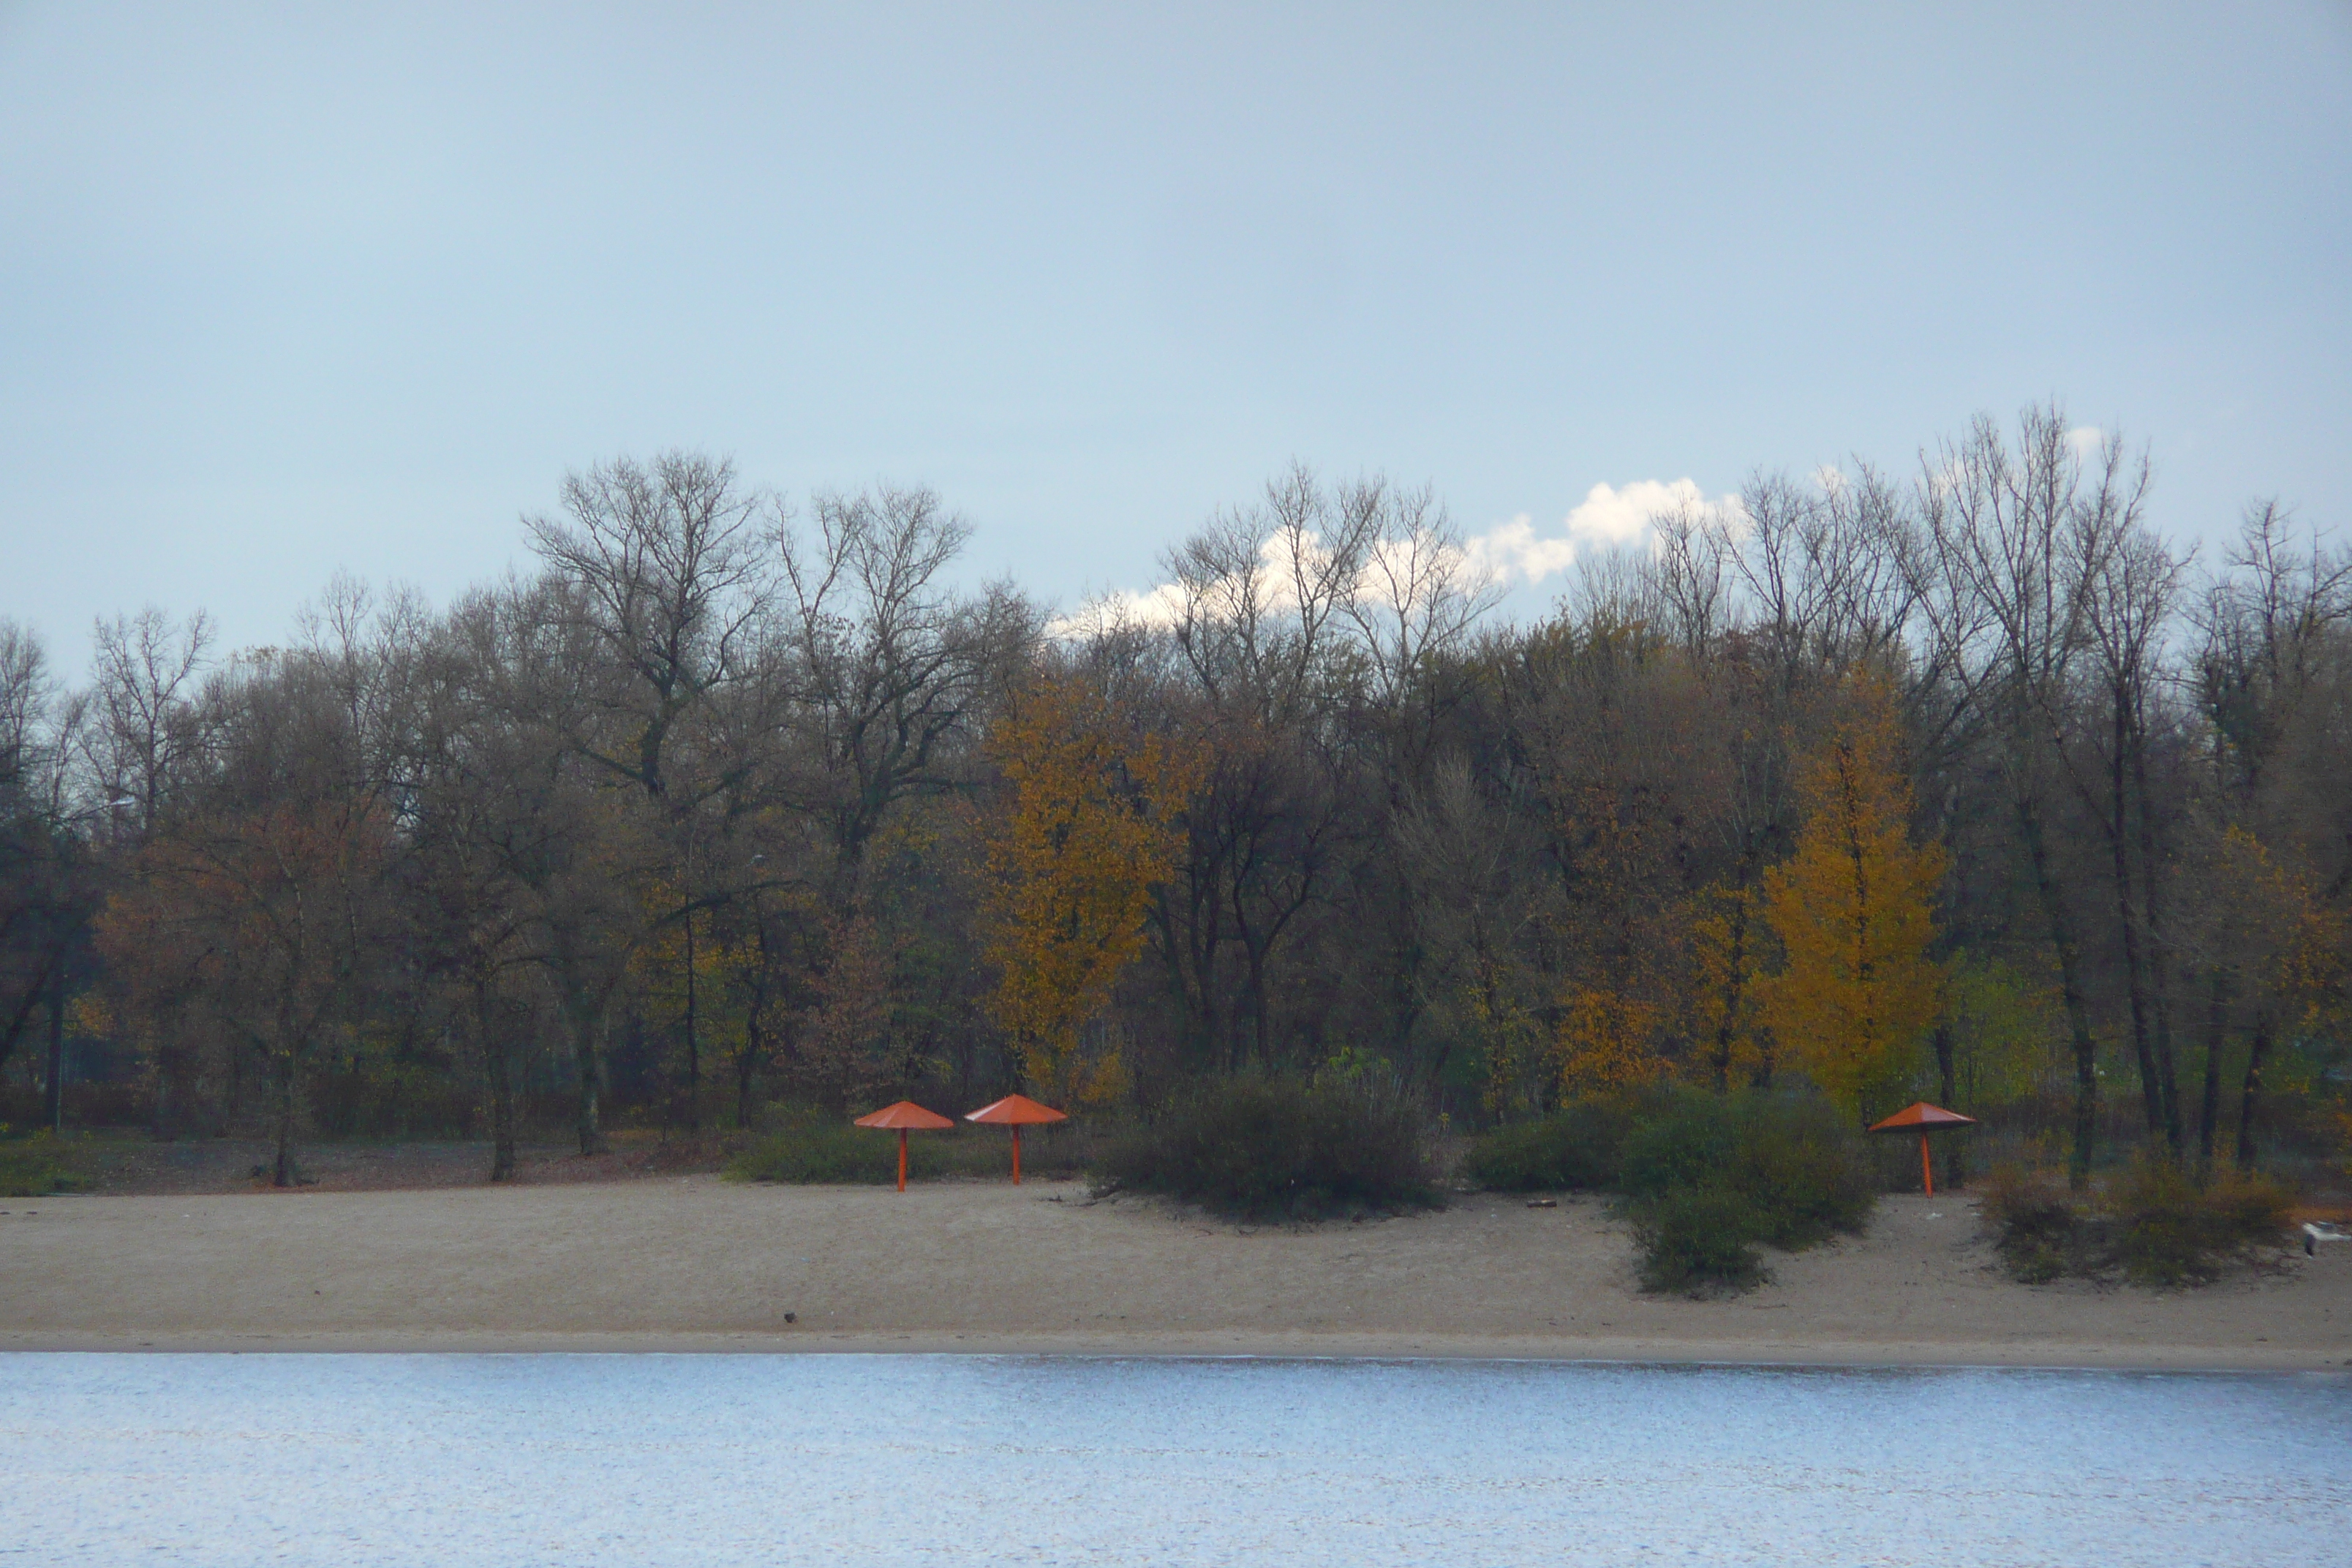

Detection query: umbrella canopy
xmin=1867 ymin=1101 xmax=1976 ymax=1196
xmin=856 ymin=1101 xmax=956 ymax=1130
xmin=965 ymin=1094 xmax=1068 ymax=1126
xmin=853 ymin=1101 xmax=955 ymax=1191
xmin=965 ymin=1094 xmax=1067 ymax=1184
xmin=1868 ymin=1102 xmax=1978 ymax=1132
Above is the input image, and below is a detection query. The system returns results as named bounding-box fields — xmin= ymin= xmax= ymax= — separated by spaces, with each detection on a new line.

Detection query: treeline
xmin=2 ymin=406 xmax=2346 ymax=1188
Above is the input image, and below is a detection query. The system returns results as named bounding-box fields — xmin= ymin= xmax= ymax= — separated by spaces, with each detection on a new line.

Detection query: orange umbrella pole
xmin=962 ymin=1093 xmax=1065 ymax=1186
xmin=897 ymin=1128 xmax=908 ymax=1192
xmin=1921 ymin=1131 xmax=1934 ymax=1197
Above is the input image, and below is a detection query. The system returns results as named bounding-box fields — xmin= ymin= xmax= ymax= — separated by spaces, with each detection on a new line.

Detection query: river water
xmin=1 ymin=1354 xmax=2343 ymax=1566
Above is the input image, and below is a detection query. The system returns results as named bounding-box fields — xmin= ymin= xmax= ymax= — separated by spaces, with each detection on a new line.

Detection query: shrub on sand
xmin=1090 ymin=1076 xmax=1442 ymax=1221
xmin=1983 ymin=1158 xmax=2296 ymax=1286
xmin=0 ymin=1131 xmax=79 ymax=1197
xmin=1724 ymin=1097 xmax=1876 ymax=1249
xmin=1466 ymin=1096 xmax=1638 ymax=1192
xmin=1613 ymin=1090 xmax=1874 ymax=1296
xmin=1982 ymin=1166 xmax=2080 ymax=1284
xmin=1616 ymin=1093 xmax=1741 ymax=1199
xmin=2106 ymin=1158 xmax=2293 ymax=1286
xmin=1617 ymin=1092 xmax=1874 ymax=1242
xmin=1630 ymin=1187 xmax=1765 ymax=1297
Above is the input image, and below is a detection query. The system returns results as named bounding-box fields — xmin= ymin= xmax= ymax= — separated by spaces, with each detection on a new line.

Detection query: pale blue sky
xmin=4 ymin=4 xmax=2348 ymax=671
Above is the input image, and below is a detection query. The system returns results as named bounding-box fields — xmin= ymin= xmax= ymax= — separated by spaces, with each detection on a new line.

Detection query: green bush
xmin=1630 ymin=1186 xmax=1765 ymax=1297
xmin=727 ymin=1114 xmax=964 ymax=1185
xmin=1615 ymin=1091 xmax=1874 ymax=1243
xmin=1465 ymin=1097 xmax=1637 ymax=1191
xmin=0 ymin=1132 xmax=80 ymax=1197
xmin=1090 ymin=1076 xmax=1442 ymax=1221
xmin=1725 ymin=1097 xmax=1877 ymax=1248
xmin=1610 ymin=1090 xmax=1874 ymax=1296
xmin=2106 ymin=1158 xmax=2293 ymax=1286
xmin=1617 ymin=1092 xmax=1741 ymax=1199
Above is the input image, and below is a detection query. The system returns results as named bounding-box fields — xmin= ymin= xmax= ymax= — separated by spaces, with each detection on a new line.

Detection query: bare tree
xmin=2069 ymin=505 xmax=2186 ymax=1150
xmin=1922 ymin=404 xmax=2128 ymax=1186
xmin=0 ymin=621 xmax=94 ymax=1090
xmin=83 ymin=606 xmax=213 ymax=837
xmin=2190 ymin=502 xmax=2352 ymax=1168
xmin=528 ymin=452 xmax=789 ymax=1136
xmin=527 ymin=451 xmax=777 ymax=806
xmin=779 ymin=483 xmax=1017 ymax=875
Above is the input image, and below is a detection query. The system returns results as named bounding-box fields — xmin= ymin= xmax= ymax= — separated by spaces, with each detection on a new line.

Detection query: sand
xmin=1 ymin=1180 xmax=2345 ymax=1369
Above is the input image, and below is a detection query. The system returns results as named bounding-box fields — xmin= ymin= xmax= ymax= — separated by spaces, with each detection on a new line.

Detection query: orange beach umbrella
xmin=1868 ymin=1101 xmax=1977 ymax=1196
xmin=964 ymin=1093 xmax=1067 ymax=1185
xmin=854 ymin=1101 xmax=956 ymax=1191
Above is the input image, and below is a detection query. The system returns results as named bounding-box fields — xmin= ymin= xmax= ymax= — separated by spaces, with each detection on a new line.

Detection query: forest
xmin=2 ymin=404 xmax=2346 ymax=1191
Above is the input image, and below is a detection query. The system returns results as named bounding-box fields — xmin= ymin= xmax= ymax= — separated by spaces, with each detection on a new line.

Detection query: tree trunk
xmin=478 ymin=982 xmax=516 ymax=1183
xmin=271 ymin=1049 xmax=300 ymax=1188
xmin=1242 ymin=937 xmax=1270 ymax=1073
xmin=682 ymin=903 xmax=700 ymax=1134
xmin=0 ymin=930 xmax=67 ymax=1081
xmin=2106 ymin=693 xmax=2165 ymax=1141
xmin=0 ymin=941 xmax=65 ymax=1082
xmin=2198 ymin=967 xmax=2227 ymax=1172
xmin=2234 ymin=1012 xmax=2273 ymax=1172
xmin=736 ymin=1028 xmax=758 ymax=1130
xmin=489 ymin=1051 xmax=517 ymax=1183
xmin=2018 ymin=791 xmax=2100 ymax=1188
xmin=565 ymin=1000 xmax=608 ymax=1156
xmin=44 ymin=963 xmax=65 ymax=1135
xmin=1153 ymin=881 xmax=1221 ymax=1077
xmin=1709 ymin=878 xmax=1754 ymax=1095
xmin=2129 ymin=735 xmax=2182 ymax=1152
xmin=1933 ymin=1022 xmax=1962 ymax=1186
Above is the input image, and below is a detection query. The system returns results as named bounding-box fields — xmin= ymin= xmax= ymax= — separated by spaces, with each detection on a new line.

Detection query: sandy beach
xmin=3 ymin=1177 xmax=2346 ymax=1369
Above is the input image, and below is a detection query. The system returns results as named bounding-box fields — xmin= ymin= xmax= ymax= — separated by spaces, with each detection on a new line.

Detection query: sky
xmin=4 ymin=3 xmax=2349 ymax=674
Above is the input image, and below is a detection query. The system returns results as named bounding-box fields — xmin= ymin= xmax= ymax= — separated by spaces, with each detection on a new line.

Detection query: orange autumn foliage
xmin=1551 ymin=981 xmax=1667 ymax=1095
xmin=979 ymin=671 xmax=1205 ymax=1106
xmin=1760 ymin=685 xmax=1946 ymax=1119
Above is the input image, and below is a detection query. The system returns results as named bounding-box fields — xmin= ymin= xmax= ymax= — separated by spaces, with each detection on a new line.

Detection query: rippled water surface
xmin=1 ymin=1354 xmax=2345 ymax=1566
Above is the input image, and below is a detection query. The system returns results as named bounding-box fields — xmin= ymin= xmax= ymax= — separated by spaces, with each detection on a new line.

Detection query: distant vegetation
xmin=1 ymin=404 xmax=2345 ymax=1210
xmin=1090 ymin=1077 xmax=1442 ymax=1221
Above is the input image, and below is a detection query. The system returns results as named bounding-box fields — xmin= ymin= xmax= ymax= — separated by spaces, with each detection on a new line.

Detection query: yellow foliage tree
xmin=1760 ymin=685 xmax=1946 ymax=1119
xmin=1551 ymin=981 xmax=1667 ymax=1095
xmin=979 ymin=671 xmax=1205 ymax=1106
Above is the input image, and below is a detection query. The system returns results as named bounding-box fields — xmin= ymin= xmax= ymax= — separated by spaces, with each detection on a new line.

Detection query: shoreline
xmin=3 ymin=1327 xmax=2344 ymax=1373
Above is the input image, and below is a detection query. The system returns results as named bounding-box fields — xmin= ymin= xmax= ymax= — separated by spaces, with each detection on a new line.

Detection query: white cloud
xmin=1461 ymin=513 xmax=1574 ymax=586
xmin=1048 ymin=528 xmax=1352 ymax=638
xmin=2066 ymin=425 xmax=2106 ymax=459
xmin=1462 ymin=478 xmax=1742 ymax=588
xmin=1052 ymin=477 xmax=1741 ymax=636
xmin=1057 ymin=581 xmax=1188 ymax=636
